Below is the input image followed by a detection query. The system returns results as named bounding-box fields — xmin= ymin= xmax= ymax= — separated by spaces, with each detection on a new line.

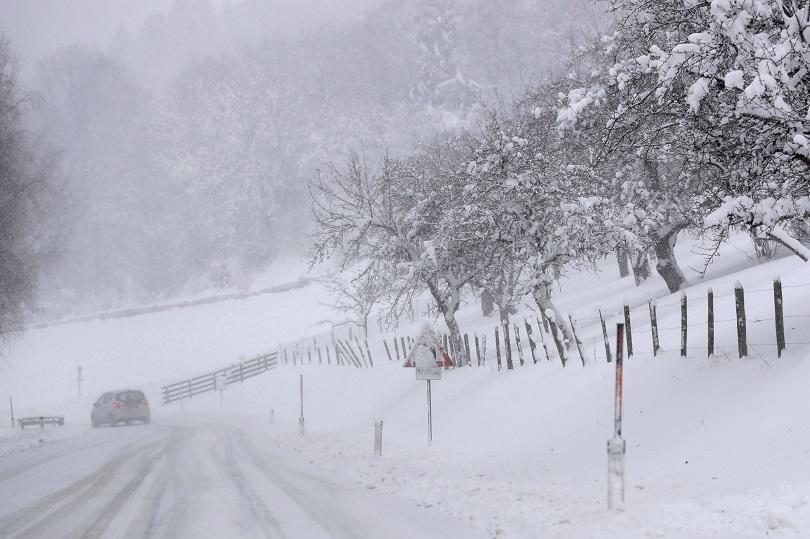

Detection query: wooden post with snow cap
xmin=707 ymin=288 xmax=714 ymax=357
xmin=649 ymin=300 xmax=659 ymax=356
xmin=774 ymin=277 xmax=785 ymax=357
xmin=735 ymin=281 xmax=747 ymax=358
xmin=607 ymin=323 xmax=626 ymax=511
xmin=680 ymin=292 xmax=688 ymax=357
xmin=599 ymin=309 xmax=612 ymax=363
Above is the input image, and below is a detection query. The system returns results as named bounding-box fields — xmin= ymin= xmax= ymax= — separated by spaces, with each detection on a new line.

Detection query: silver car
xmin=91 ymin=389 xmax=150 ymax=427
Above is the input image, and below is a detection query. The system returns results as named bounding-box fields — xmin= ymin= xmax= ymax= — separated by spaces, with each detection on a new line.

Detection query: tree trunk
xmin=532 ymin=282 xmax=573 ymax=348
xmin=481 ymin=289 xmax=495 ymax=317
xmin=630 ymin=251 xmax=651 ymax=286
xmin=616 ymin=246 xmax=630 ymax=278
xmin=427 ymin=280 xmax=464 ymax=365
xmin=653 ymin=229 xmax=687 ymax=293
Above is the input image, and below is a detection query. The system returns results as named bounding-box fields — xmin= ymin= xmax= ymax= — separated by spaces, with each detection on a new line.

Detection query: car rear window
xmin=116 ymin=390 xmax=145 ymax=402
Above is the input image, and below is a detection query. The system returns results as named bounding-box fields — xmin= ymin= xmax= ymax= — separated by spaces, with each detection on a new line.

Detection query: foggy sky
xmin=0 ymin=0 xmax=381 ymax=80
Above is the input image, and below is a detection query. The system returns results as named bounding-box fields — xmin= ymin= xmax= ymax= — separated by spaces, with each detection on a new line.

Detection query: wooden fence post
xmin=326 ymin=346 xmax=332 ymax=365
xmin=495 ymin=327 xmax=502 ymax=371
xmin=599 ymin=309 xmax=612 ymax=363
xmin=365 ymin=340 xmax=374 ymax=367
xmin=568 ymin=315 xmax=585 ymax=366
xmin=648 ymin=300 xmax=659 ymax=356
xmin=513 ymin=325 xmax=525 ymax=367
xmin=680 ymin=292 xmax=688 ymax=358
xmin=383 ymin=340 xmax=393 ymax=362
xmin=502 ymin=322 xmax=514 ymax=370
xmin=400 ymin=337 xmax=407 ymax=358
xmin=548 ymin=318 xmax=567 ymax=367
xmin=525 ymin=320 xmax=538 ymax=364
xmin=394 ymin=337 xmax=401 ymax=362
xmin=474 ymin=334 xmax=482 ymax=366
xmin=774 ymin=277 xmax=785 ymax=357
xmin=463 ymin=334 xmax=472 ymax=367
xmin=735 ymin=281 xmax=747 ymax=358
xmin=707 ymin=288 xmax=714 ymax=357
xmin=623 ymin=304 xmax=633 ymax=357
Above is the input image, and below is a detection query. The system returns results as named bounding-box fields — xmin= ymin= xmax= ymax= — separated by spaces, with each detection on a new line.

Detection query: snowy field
xmin=1 ymin=234 xmax=809 ymax=538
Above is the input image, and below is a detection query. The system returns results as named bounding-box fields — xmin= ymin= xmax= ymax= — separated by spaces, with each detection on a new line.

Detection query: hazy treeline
xmin=3 ymin=0 xmax=592 ymax=318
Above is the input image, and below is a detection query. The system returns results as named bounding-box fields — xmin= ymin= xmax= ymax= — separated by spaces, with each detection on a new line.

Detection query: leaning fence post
xmin=707 ymin=288 xmax=714 ymax=357
xmin=599 ymin=309 xmax=612 ymax=363
xmin=568 ymin=315 xmax=585 ymax=366
xmin=547 ymin=315 xmax=567 ymax=367
xmin=464 ymin=334 xmax=472 ymax=367
xmin=774 ymin=277 xmax=785 ymax=358
xmin=735 ymin=281 xmax=747 ymax=358
xmin=394 ymin=337 xmax=401 ymax=362
xmin=495 ymin=327 xmax=502 ymax=371
xmin=383 ymin=340 xmax=393 ymax=362
xmin=648 ymin=300 xmax=659 ymax=356
xmin=502 ymin=322 xmax=514 ymax=370
xmin=474 ymin=334 xmax=482 ymax=366
xmin=680 ymin=292 xmax=688 ymax=358
xmin=374 ymin=420 xmax=383 ymax=456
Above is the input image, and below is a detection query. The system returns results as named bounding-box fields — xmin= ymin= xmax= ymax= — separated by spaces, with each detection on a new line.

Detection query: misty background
xmin=0 ymin=0 xmax=594 ymax=319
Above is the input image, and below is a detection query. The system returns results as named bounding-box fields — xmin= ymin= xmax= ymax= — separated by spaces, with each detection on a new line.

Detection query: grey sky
xmin=0 ymin=0 xmax=379 ymax=80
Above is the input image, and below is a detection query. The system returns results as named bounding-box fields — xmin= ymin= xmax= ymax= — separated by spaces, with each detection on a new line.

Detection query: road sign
xmin=416 ymin=366 xmax=442 ymax=380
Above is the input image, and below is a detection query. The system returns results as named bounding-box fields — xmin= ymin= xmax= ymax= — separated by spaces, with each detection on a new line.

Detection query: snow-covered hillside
xmin=1 ymin=234 xmax=809 ymax=538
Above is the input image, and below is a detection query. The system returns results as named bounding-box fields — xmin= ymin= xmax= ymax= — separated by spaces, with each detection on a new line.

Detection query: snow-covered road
xmin=0 ymin=418 xmax=485 ymax=538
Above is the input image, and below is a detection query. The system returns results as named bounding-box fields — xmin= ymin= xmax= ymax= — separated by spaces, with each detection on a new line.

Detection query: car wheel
xmin=142 ymin=417 xmax=150 ymax=425
xmin=91 ymin=417 xmax=99 ymax=428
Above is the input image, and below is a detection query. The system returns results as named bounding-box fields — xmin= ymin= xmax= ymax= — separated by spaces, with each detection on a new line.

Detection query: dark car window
xmin=116 ymin=390 xmax=145 ymax=402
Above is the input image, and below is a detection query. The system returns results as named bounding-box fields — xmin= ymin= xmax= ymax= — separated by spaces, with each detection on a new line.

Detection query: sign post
xmin=215 ymin=372 xmax=227 ymax=408
xmin=607 ymin=323 xmax=626 ymax=510
xmin=77 ymin=366 xmax=83 ymax=397
xmin=416 ymin=367 xmax=441 ymax=444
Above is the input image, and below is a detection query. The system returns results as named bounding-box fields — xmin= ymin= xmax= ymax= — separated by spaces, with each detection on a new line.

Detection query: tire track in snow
xmin=77 ymin=428 xmax=185 ymax=539
xmin=0 ymin=433 xmax=169 ymax=538
xmin=208 ymin=426 xmax=286 ymax=538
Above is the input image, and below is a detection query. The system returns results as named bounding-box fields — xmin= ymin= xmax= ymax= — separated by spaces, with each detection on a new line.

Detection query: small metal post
xmin=707 ymin=288 xmax=714 ymax=357
xmin=374 ymin=420 xmax=383 ymax=456
xmin=427 ymin=380 xmax=433 ymax=445
xmin=298 ymin=374 xmax=305 ymax=436
xmin=9 ymin=397 xmax=14 ymax=429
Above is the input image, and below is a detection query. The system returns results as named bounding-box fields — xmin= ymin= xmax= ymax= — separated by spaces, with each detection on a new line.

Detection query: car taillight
xmin=112 ymin=401 xmax=124 ymax=409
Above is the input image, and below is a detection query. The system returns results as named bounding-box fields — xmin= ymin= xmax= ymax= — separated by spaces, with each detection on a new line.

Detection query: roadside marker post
xmin=77 ymin=366 xmax=83 ymax=397
xmin=298 ymin=374 xmax=305 ymax=436
xmin=607 ymin=323 xmax=626 ymax=510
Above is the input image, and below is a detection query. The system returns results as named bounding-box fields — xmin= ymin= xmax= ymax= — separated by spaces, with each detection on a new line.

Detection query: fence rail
xmin=162 ymin=352 xmax=278 ymax=404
